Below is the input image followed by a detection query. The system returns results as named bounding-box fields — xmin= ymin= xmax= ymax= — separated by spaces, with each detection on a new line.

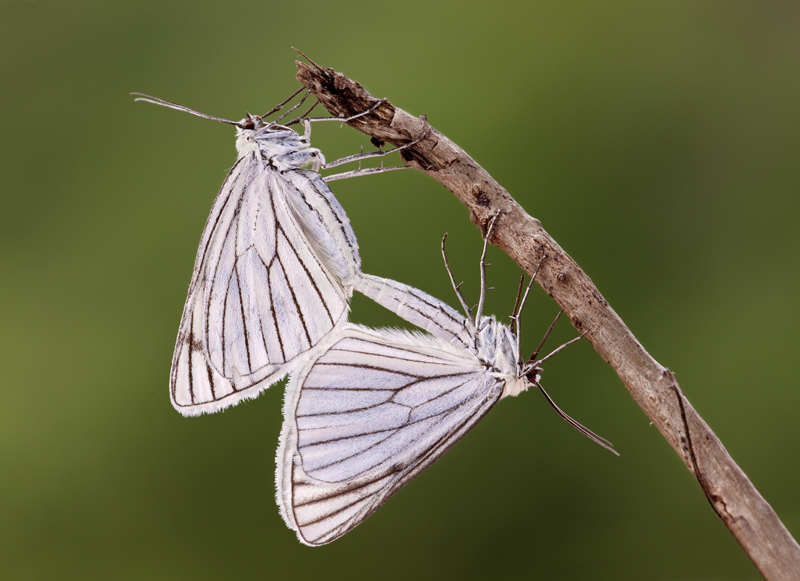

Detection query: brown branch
xmin=297 ymin=59 xmax=800 ymax=580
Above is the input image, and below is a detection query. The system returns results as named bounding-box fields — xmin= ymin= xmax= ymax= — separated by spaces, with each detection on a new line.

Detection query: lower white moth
xmin=277 ymin=217 xmax=617 ymax=545
xmin=134 ymin=90 xmax=412 ymax=416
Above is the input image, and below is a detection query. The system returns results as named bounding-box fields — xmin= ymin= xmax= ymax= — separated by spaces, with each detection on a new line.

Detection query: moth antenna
xmin=131 ymin=93 xmax=238 ymax=125
xmin=532 ymin=377 xmax=618 ymax=456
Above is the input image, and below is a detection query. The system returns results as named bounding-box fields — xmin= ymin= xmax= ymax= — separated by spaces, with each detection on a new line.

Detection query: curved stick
xmin=296 ymin=58 xmax=800 ymax=580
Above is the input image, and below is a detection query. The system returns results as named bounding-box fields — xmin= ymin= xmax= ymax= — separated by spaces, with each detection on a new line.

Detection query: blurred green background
xmin=2 ymin=1 xmax=799 ymax=578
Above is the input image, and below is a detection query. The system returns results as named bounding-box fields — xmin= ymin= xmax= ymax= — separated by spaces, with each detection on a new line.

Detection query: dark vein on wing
xmin=299 ymin=374 xmax=473 ymax=432
xmin=264 ymin=198 xmax=286 ymax=361
xmin=304 ymin=427 xmax=401 ymax=466
xmin=294 ymin=408 xmax=470 ymax=540
xmin=275 ymin=219 xmax=335 ymax=326
xmin=302 ymin=173 xmax=348 ymax=232
xmin=267 ymin=285 xmax=286 ymax=363
xmin=292 ymin=467 xmax=395 ymax=544
xmin=301 ymin=368 xmax=474 ymax=397
xmin=382 ymin=278 xmax=464 ymax=327
xmin=256 ymin=308 xmax=269 ymax=366
xmin=332 ymin=345 xmax=461 ymax=366
xmin=306 ymin=361 xmax=419 ymax=379
xmin=276 ymin=241 xmax=313 ymax=348
xmin=221 ymin=277 xmax=230 ymax=375
xmin=195 ymin=158 xmax=248 ymax=296
xmin=294 ymin=466 xmax=396 ymax=510
xmin=207 ymin=361 xmax=217 ymax=397
xmin=296 ymin=398 xmax=400 ymax=417
xmin=235 ymin=265 xmax=252 ymax=374
xmin=396 ymin=391 xmax=501 ymax=492
xmin=289 ymin=382 xmax=503 ymax=543
xmin=187 ymin=326 xmax=195 ymax=404
xmin=364 ymin=278 xmax=471 ymax=349
xmin=202 ymin=162 xmax=250 ymax=377
xmin=299 ymin=174 xmax=358 ymax=264
xmin=300 ymin=383 xmax=480 ymax=476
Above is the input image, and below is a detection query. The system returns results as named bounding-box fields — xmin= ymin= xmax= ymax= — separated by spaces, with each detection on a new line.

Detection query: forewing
xmin=277 ymin=324 xmax=504 ymax=545
xmin=354 ymin=273 xmax=472 ymax=349
xmin=170 ymin=156 xmax=351 ymax=415
xmin=281 ymin=170 xmax=360 ymax=284
xmin=171 ymin=276 xmax=241 ymax=415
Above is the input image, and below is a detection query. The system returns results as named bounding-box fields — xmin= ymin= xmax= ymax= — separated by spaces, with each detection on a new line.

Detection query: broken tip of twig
xmin=291 ymin=47 xmax=324 ymax=72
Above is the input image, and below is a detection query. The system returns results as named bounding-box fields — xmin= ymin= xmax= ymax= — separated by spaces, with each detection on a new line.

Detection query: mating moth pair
xmin=135 ymin=86 xmax=614 ymax=546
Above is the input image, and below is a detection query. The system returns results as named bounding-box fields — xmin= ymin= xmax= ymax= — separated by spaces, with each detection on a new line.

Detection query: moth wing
xmin=170 ymin=275 xmax=240 ymax=415
xmin=280 ymin=169 xmax=361 ymax=284
xmin=277 ymin=324 xmax=503 ymax=545
xmin=354 ymin=273 xmax=473 ymax=349
xmin=170 ymin=156 xmax=352 ymax=415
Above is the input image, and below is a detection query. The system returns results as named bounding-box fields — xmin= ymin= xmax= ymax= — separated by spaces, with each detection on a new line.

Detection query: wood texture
xmin=296 ymin=58 xmax=800 ymax=580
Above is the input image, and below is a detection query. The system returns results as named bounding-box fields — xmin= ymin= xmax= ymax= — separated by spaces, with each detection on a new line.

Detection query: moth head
xmin=238 ymin=112 xmax=267 ymax=131
xmin=523 ymin=361 xmax=543 ymax=386
xmin=234 ymin=126 xmax=259 ymax=159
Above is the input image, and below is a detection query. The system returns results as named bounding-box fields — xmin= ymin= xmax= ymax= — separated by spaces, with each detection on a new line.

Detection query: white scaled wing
xmin=171 ymin=152 xmax=359 ymax=416
xmin=277 ymin=324 xmax=505 ymax=546
xmin=353 ymin=273 xmax=474 ymax=350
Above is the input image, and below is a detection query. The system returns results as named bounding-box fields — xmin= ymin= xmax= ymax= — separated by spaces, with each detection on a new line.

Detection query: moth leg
xmin=260 ymin=87 xmax=308 ymax=120
xmin=441 ymin=233 xmax=476 ymax=341
xmin=529 ymin=310 xmax=563 ymax=364
xmin=475 ymin=213 xmax=500 ymax=324
xmin=305 ymin=98 xmax=386 ymax=124
xmin=322 ymin=164 xmax=410 ymax=183
xmin=512 ymin=256 xmax=546 ymax=359
xmin=322 ymin=120 xmax=432 ymax=171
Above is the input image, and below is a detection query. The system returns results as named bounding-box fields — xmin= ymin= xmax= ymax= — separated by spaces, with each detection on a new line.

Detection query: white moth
xmin=134 ymin=91 xmax=400 ymax=416
xmin=277 ymin=220 xmax=616 ymax=545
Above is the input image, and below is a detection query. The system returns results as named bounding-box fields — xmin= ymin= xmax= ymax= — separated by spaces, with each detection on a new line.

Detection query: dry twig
xmin=296 ymin=58 xmax=800 ymax=580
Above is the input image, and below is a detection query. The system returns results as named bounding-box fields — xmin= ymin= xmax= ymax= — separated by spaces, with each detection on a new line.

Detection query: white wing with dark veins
xmin=353 ymin=273 xmax=474 ymax=350
xmin=276 ymin=324 xmax=504 ymax=546
xmin=170 ymin=153 xmax=359 ymax=416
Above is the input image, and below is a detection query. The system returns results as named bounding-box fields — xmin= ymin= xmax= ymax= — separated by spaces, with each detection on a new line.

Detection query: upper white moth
xmin=134 ymin=90 xmax=406 ymax=416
